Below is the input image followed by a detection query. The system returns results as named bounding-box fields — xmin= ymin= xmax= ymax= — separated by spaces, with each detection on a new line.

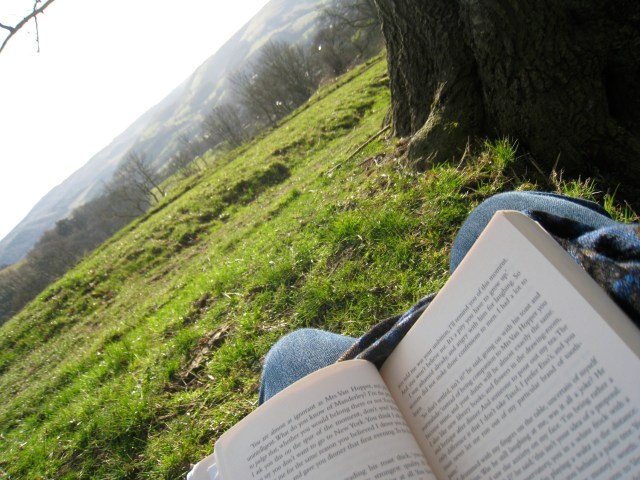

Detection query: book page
xmin=381 ymin=211 xmax=640 ymax=480
xmin=215 ymin=359 xmax=435 ymax=480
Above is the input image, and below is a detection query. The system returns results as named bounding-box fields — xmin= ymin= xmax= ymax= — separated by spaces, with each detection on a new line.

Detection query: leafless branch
xmin=33 ymin=0 xmax=41 ymax=52
xmin=0 ymin=0 xmax=58 ymax=54
xmin=0 ymin=22 xmax=16 ymax=33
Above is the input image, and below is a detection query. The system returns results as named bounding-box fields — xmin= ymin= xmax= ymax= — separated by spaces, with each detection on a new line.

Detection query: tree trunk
xmin=373 ymin=0 xmax=640 ymax=179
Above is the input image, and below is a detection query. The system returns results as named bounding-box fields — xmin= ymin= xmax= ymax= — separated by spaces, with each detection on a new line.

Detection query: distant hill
xmin=0 ymin=0 xmax=328 ymax=267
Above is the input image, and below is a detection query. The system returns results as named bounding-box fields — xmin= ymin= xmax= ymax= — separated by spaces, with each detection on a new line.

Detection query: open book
xmin=188 ymin=211 xmax=640 ymax=480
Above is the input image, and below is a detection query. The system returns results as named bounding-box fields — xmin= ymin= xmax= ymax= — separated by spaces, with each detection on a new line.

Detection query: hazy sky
xmin=0 ymin=0 xmax=270 ymax=241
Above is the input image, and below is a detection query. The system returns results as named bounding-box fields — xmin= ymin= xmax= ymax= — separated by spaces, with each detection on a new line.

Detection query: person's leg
xmin=449 ymin=191 xmax=617 ymax=272
xmin=259 ymin=328 xmax=355 ymax=404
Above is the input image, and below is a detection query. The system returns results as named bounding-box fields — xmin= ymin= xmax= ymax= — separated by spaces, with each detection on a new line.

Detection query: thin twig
xmin=0 ymin=0 xmax=58 ymax=54
xmin=529 ymin=157 xmax=546 ymax=177
xmin=456 ymin=139 xmax=472 ymax=170
xmin=328 ymin=124 xmax=391 ymax=174
xmin=33 ymin=0 xmax=41 ymax=52
xmin=0 ymin=23 xmax=15 ymax=33
xmin=349 ymin=124 xmax=391 ymax=160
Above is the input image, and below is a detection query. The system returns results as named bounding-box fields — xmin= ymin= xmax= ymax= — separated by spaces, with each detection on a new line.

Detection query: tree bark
xmin=374 ymin=0 xmax=485 ymax=167
xmin=373 ymin=0 xmax=640 ymax=179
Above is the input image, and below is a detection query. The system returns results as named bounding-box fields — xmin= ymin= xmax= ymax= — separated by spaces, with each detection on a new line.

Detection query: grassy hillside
xmin=0 ymin=56 xmax=633 ymax=479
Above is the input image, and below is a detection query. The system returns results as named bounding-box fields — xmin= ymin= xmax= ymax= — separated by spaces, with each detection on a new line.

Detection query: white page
xmin=381 ymin=211 xmax=640 ymax=479
xmin=216 ymin=359 xmax=436 ymax=480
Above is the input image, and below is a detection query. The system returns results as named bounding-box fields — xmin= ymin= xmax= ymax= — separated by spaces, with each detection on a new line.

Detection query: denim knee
xmin=259 ymin=329 xmax=355 ymax=404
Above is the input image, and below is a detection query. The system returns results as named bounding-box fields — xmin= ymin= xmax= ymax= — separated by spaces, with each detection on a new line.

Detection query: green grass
xmin=0 ymin=55 xmax=636 ymax=478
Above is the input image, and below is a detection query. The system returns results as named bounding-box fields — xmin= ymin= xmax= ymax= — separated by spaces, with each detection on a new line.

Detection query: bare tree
xmin=231 ymin=68 xmax=286 ymax=128
xmin=105 ymin=151 xmax=165 ymax=216
xmin=202 ymin=104 xmax=249 ymax=149
xmin=321 ymin=0 xmax=382 ymax=61
xmin=167 ymin=151 xmax=199 ymax=180
xmin=232 ymin=41 xmax=320 ymax=127
xmin=178 ymin=134 xmax=207 ymax=160
xmin=1 ymin=0 xmax=59 ymax=53
xmin=313 ymin=23 xmax=354 ymax=77
xmin=259 ymin=41 xmax=318 ymax=108
xmin=325 ymin=0 xmax=379 ymax=31
xmin=166 ymin=135 xmax=209 ymax=180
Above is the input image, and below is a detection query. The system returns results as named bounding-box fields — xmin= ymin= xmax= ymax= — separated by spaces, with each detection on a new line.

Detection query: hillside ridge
xmin=0 ymin=0 xmax=328 ymax=267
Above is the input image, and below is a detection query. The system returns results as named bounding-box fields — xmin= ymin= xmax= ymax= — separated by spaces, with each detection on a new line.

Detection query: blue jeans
xmin=258 ymin=191 xmax=616 ymax=403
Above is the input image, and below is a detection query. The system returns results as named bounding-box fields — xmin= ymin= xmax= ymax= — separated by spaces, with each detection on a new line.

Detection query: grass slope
xmin=0 ymin=56 xmax=633 ymax=478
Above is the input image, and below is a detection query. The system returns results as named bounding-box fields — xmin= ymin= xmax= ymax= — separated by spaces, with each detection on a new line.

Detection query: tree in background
xmin=231 ymin=68 xmax=280 ymax=128
xmin=165 ymin=135 xmax=209 ymax=180
xmin=180 ymin=134 xmax=208 ymax=170
xmin=167 ymin=149 xmax=201 ymax=181
xmin=0 ymin=265 xmax=36 ymax=323
xmin=314 ymin=0 xmax=382 ymax=76
xmin=177 ymin=134 xmax=208 ymax=163
xmin=0 ymin=190 xmax=134 ymax=325
xmin=313 ymin=20 xmax=355 ymax=77
xmin=202 ymin=104 xmax=249 ymax=150
xmin=259 ymin=41 xmax=318 ymax=109
xmin=232 ymin=41 xmax=319 ymax=127
xmin=105 ymin=151 xmax=166 ymax=216
xmin=372 ymin=0 xmax=640 ymax=184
